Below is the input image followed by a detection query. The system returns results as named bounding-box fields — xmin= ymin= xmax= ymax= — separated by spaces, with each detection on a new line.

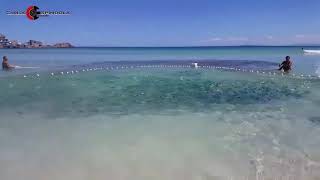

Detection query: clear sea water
xmin=1 ymin=47 xmax=320 ymax=180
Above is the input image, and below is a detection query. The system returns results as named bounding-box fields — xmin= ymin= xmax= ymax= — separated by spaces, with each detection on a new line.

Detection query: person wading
xmin=2 ymin=56 xmax=15 ymax=70
xmin=278 ymin=56 xmax=292 ymax=73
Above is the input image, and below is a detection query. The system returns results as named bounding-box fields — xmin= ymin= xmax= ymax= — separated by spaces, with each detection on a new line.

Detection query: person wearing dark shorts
xmin=279 ymin=56 xmax=292 ymax=73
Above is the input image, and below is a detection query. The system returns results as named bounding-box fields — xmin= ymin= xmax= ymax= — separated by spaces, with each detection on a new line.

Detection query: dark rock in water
xmin=309 ymin=117 xmax=320 ymax=124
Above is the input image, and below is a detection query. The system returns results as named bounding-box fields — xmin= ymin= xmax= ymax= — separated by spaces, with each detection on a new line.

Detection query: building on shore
xmin=0 ymin=34 xmax=10 ymax=47
xmin=10 ymin=40 xmax=19 ymax=47
xmin=27 ymin=40 xmax=43 ymax=48
xmin=0 ymin=33 xmax=73 ymax=48
xmin=0 ymin=34 xmax=5 ymax=41
xmin=53 ymin=43 xmax=73 ymax=48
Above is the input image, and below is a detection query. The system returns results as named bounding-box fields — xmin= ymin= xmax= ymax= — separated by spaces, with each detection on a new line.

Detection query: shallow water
xmin=1 ymin=46 xmax=320 ymax=77
xmin=1 ymin=65 xmax=320 ymax=180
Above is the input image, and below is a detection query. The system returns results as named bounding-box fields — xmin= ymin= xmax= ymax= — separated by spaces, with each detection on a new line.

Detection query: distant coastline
xmin=74 ymin=45 xmax=318 ymax=48
xmin=0 ymin=34 xmax=74 ymax=49
xmin=1 ymin=32 xmax=319 ymax=49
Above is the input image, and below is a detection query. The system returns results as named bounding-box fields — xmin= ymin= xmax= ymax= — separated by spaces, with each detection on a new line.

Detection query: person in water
xmin=2 ymin=56 xmax=15 ymax=70
xmin=278 ymin=56 xmax=292 ymax=73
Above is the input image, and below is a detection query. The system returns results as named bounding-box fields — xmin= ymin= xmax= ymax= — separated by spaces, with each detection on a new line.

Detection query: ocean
xmin=1 ymin=46 xmax=320 ymax=180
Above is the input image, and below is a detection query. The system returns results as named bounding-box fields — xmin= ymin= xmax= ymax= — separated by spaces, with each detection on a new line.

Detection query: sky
xmin=0 ymin=0 xmax=320 ymax=46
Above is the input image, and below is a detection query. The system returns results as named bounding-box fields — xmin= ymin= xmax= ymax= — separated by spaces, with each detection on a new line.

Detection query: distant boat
xmin=303 ymin=49 xmax=320 ymax=54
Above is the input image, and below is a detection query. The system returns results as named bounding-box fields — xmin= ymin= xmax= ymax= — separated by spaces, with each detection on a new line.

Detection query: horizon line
xmin=74 ymin=45 xmax=319 ymax=48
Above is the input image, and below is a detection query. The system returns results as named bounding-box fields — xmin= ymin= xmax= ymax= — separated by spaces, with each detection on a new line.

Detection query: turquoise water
xmin=1 ymin=47 xmax=320 ymax=179
xmin=0 ymin=46 xmax=320 ymax=75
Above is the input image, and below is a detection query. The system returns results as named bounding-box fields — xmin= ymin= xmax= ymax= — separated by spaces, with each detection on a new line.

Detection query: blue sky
xmin=0 ymin=0 xmax=320 ymax=46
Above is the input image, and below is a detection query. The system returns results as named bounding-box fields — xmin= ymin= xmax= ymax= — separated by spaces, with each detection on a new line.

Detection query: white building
xmin=0 ymin=34 xmax=10 ymax=47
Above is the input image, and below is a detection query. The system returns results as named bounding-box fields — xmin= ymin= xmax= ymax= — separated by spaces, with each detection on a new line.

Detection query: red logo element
xmin=26 ymin=6 xmax=39 ymax=20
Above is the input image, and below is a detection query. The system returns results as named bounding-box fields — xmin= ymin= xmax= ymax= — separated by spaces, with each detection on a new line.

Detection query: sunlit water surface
xmin=1 ymin=65 xmax=320 ymax=180
xmin=1 ymin=47 xmax=320 ymax=179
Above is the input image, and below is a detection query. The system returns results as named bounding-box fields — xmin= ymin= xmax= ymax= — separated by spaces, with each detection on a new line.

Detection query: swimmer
xmin=2 ymin=56 xmax=15 ymax=70
xmin=278 ymin=56 xmax=292 ymax=73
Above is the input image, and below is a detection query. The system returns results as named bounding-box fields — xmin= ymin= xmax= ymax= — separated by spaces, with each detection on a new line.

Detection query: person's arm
xmin=279 ymin=61 xmax=284 ymax=67
xmin=5 ymin=62 xmax=15 ymax=69
xmin=278 ymin=61 xmax=284 ymax=70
